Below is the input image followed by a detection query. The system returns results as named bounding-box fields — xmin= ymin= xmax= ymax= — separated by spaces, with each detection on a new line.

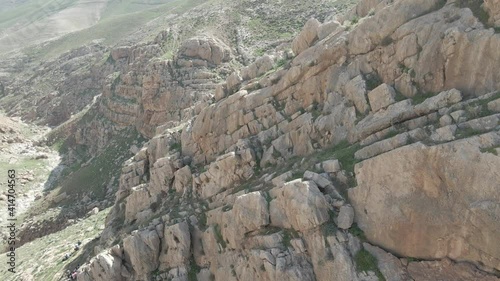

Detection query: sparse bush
xmin=354 ymin=249 xmax=386 ymax=281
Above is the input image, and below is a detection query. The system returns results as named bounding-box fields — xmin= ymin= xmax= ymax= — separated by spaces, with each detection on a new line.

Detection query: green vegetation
xmin=281 ymin=228 xmax=300 ymax=248
xmin=170 ymin=142 xmax=182 ymax=152
xmin=411 ymin=92 xmax=436 ymax=105
xmin=321 ymin=222 xmax=337 ymax=238
xmin=481 ymin=146 xmax=499 ymax=156
xmin=0 ymin=0 xmax=78 ymax=30
xmin=455 ymin=126 xmax=482 ymax=139
xmin=364 ymin=73 xmax=383 ymax=91
xmin=49 ymin=129 xmax=144 ymax=206
xmin=349 ymin=223 xmax=367 ymax=241
xmin=0 ymin=207 xmax=110 ymax=281
xmin=214 ymin=224 xmax=227 ymax=249
xmin=187 ymin=256 xmax=201 ymax=281
xmin=354 ymin=249 xmax=386 ymax=281
xmin=321 ymin=140 xmax=361 ymax=175
xmin=24 ymin=0 xmax=205 ymax=59
xmin=456 ymin=0 xmax=490 ymax=27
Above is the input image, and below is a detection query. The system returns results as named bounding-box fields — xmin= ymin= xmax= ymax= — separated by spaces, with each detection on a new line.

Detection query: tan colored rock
xmin=110 ymin=46 xmax=131 ymax=61
xmin=363 ymin=243 xmax=410 ymax=281
xmin=367 ymin=83 xmax=396 ymax=112
xmin=197 ymin=149 xmax=256 ymax=198
xmin=322 ymin=159 xmax=341 ymax=173
xmin=484 ymin=0 xmax=500 ymax=27
xmin=159 ymin=222 xmax=191 ymax=270
xmin=349 ymin=137 xmax=500 ymax=271
xmin=77 ymin=248 xmax=129 ymax=281
xmin=173 ymin=166 xmax=192 ymax=193
xmin=414 ymin=89 xmax=462 ymax=115
xmin=488 ymin=98 xmax=500 ymax=112
xmin=124 ymin=184 xmax=153 ymax=223
xmin=270 ymin=179 xmax=330 ymax=231
xmin=292 ymin=18 xmax=321 ymax=55
xmin=348 ymin=0 xmax=443 ymax=55
xmin=123 ymin=229 xmax=160 ymax=279
xmin=318 ymin=21 xmax=341 ymax=40
xmin=226 ymin=72 xmax=243 ymax=93
xmin=355 ymin=132 xmax=409 ymax=160
xmin=430 ymin=125 xmax=457 ymax=142
xmin=336 ymin=205 xmax=354 ymax=229
xmin=241 ymin=55 xmax=275 ymax=80
xmin=233 ymin=191 xmax=270 ymax=234
xmin=353 ymin=96 xmax=447 ymax=140
xmin=178 ymin=36 xmax=231 ymax=65
xmin=408 ymin=258 xmax=500 ymax=281
xmin=344 ymin=75 xmax=369 ymax=114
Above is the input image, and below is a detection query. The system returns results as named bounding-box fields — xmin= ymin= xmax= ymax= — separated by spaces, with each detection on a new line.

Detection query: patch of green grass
xmin=321 ymin=222 xmax=337 ymax=238
xmin=364 ymin=73 xmax=383 ymax=91
xmin=0 ymin=208 xmax=110 ymax=281
xmin=411 ymin=92 xmax=436 ymax=105
xmin=187 ymin=256 xmax=201 ymax=281
xmin=480 ymin=146 xmax=499 ymax=156
xmin=456 ymin=0 xmax=490 ymax=26
xmin=455 ymin=127 xmax=482 ymax=139
xmin=326 ymin=140 xmax=361 ymax=175
xmin=197 ymin=212 xmax=208 ymax=231
xmin=25 ymin=0 xmax=205 ymax=60
xmin=214 ymin=224 xmax=227 ymax=249
xmin=354 ymin=249 xmax=386 ymax=281
xmin=281 ymin=228 xmax=300 ymax=248
xmin=170 ymin=142 xmax=182 ymax=152
xmin=349 ymin=223 xmax=367 ymax=241
xmin=469 ymin=91 xmax=500 ymax=107
xmin=52 ymin=129 xmax=144 ymax=204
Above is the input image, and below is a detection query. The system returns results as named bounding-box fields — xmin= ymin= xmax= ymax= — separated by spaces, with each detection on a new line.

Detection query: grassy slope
xmin=0 ymin=0 xmax=78 ymax=29
xmin=23 ymin=0 xmax=205 ymax=59
xmin=0 ymin=207 xmax=110 ymax=281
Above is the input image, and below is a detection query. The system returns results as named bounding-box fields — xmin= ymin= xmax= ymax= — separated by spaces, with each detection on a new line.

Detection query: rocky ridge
xmin=69 ymin=0 xmax=500 ymax=281
xmin=1 ymin=0 xmax=500 ymax=280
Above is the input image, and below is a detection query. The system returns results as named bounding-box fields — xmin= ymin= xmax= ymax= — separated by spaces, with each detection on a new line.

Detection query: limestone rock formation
xmin=12 ymin=0 xmax=500 ymax=280
xmin=349 ymin=135 xmax=500 ymax=270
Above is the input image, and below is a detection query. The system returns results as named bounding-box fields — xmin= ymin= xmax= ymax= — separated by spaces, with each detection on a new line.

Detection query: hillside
xmin=0 ymin=0 xmax=500 ymax=280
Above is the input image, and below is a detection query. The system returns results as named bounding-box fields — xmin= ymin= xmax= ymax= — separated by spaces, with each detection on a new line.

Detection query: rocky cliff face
xmin=3 ymin=0 xmax=500 ymax=280
xmin=69 ymin=1 xmax=500 ymax=280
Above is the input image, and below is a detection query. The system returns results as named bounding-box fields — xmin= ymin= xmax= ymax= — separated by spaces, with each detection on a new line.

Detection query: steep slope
xmin=69 ymin=0 xmax=500 ymax=280
xmin=1 ymin=0 xmax=500 ymax=280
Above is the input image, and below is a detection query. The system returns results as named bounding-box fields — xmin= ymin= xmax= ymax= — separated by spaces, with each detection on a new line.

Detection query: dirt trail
xmin=0 ymin=112 xmax=60 ymax=241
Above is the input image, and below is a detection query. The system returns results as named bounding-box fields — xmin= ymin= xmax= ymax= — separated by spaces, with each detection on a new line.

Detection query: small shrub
xmin=411 ymin=92 xmax=435 ymax=105
xmin=349 ymin=223 xmax=367 ymax=241
xmin=354 ymin=249 xmax=386 ymax=281
xmin=281 ymin=229 xmax=300 ymax=248
xmin=381 ymin=36 xmax=393 ymax=46
xmin=214 ymin=224 xmax=227 ymax=249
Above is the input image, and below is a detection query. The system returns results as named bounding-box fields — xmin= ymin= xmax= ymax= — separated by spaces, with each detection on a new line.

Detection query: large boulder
xmin=178 ymin=36 xmax=231 ymax=65
xmin=270 ymin=179 xmax=330 ymax=231
xmin=123 ymin=229 xmax=161 ymax=279
xmin=233 ymin=191 xmax=270 ymax=234
xmin=292 ymin=18 xmax=321 ymax=55
xmin=349 ymin=135 xmax=500 ymax=271
xmin=77 ymin=247 xmax=129 ymax=281
xmin=159 ymin=222 xmax=191 ymax=270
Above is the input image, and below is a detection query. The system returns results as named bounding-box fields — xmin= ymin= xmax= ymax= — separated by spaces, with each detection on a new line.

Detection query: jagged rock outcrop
xmin=74 ymin=0 xmax=500 ymax=280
